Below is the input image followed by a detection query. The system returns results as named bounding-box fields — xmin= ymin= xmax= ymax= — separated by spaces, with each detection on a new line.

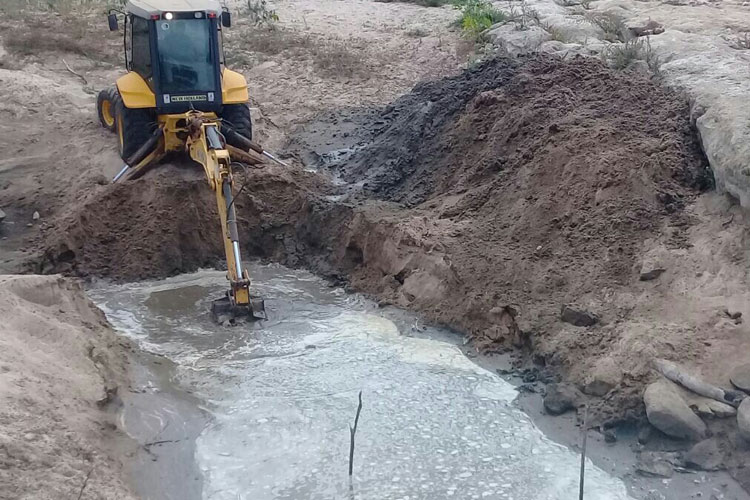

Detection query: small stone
xmin=638 ymin=424 xmax=654 ymax=444
xmin=644 ymin=380 xmax=706 ymax=441
xmin=26 ymin=223 xmax=32 ymax=228
xmin=24 ymin=433 xmax=34 ymax=441
xmin=639 ymin=245 xmax=669 ymax=281
xmin=560 ymin=305 xmax=599 ymax=327
xmin=0 ymin=208 xmax=5 ymax=221
xmin=583 ymin=377 xmax=615 ymax=397
xmin=603 ymin=428 xmax=617 ymax=443
xmin=644 ymin=491 xmax=666 ymax=500
xmin=32 ymin=211 xmax=40 ymax=221
xmin=543 ymin=383 xmax=581 ymax=415
xmin=685 ymin=438 xmax=723 ymax=471
xmin=730 ymin=363 xmax=750 ymax=393
xmin=738 ymin=398 xmax=750 ymax=441
xmin=636 ymin=452 xmax=675 ymax=478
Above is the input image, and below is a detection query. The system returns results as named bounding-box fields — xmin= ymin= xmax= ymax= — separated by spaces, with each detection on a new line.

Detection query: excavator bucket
xmin=211 ymin=294 xmax=266 ymax=324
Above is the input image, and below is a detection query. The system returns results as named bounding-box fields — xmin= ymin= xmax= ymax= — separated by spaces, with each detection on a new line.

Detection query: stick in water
xmin=348 ymin=391 xmax=363 ymax=476
xmin=579 ymin=405 xmax=589 ymax=500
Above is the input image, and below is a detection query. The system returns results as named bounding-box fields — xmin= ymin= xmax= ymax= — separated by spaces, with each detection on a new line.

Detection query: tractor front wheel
xmin=221 ymin=104 xmax=253 ymax=148
xmin=96 ymin=87 xmax=121 ymax=133
xmin=116 ymin=100 xmax=156 ymax=163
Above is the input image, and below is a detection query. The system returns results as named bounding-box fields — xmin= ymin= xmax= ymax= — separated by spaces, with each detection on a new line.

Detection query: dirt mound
xmin=38 ymin=162 xmax=335 ymax=281
xmin=346 ymin=54 xmax=710 ymax=205
xmin=333 ymin=53 xmax=711 ymax=330
xmin=0 ymin=275 xmax=135 ymax=499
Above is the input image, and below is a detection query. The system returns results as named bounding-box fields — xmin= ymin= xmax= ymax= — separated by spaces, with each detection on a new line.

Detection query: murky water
xmin=89 ymin=266 xmax=634 ymax=500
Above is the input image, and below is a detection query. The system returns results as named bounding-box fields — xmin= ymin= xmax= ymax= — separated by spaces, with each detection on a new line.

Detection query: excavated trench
xmin=39 ymin=56 xmax=710 ymax=420
xmin=32 ymin=55 xmax=746 ymax=496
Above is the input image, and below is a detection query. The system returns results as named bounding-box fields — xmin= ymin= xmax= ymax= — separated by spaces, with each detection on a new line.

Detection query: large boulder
xmin=543 ymin=383 xmax=582 ymax=415
xmin=643 ymin=380 xmax=706 ymax=441
xmin=730 ymin=363 xmax=750 ymax=393
xmin=738 ymin=398 xmax=750 ymax=441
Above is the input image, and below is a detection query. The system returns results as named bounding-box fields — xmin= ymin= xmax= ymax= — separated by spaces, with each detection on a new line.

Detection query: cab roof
xmin=126 ymin=0 xmax=222 ymax=18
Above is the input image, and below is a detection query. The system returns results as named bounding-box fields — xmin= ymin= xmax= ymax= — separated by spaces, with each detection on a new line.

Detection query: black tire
xmin=115 ymin=100 xmax=156 ymax=163
xmin=221 ymin=103 xmax=253 ymax=147
xmin=96 ymin=87 xmax=120 ymax=132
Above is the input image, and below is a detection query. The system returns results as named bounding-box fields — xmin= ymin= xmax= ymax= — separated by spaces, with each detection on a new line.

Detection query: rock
xmin=603 ymin=428 xmax=617 ymax=443
xmin=639 ymin=245 xmax=669 ymax=281
xmin=628 ymin=20 xmax=665 ymax=38
xmin=32 ymin=211 xmax=40 ymax=221
xmin=560 ymin=305 xmax=599 ymax=327
xmin=738 ymin=398 xmax=750 ymax=441
xmin=637 ymin=423 xmax=654 ymax=444
xmin=644 ymin=380 xmax=707 ymax=441
xmin=730 ymin=363 xmax=750 ymax=393
xmin=636 ymin=451 xmax=676 ymax=478
xmin=487 ymin=24 xmax=551 ymax=57
xmin=688 ymin=396 xmax=737 ymax=419
xmin=684 ymin=438 xmax=723 ymax=471
xmin=543 ymin=383 xmax=581 ymax=415
xmin=0 ymin=208 xmax=5 ymax=222
xmin=583 ymin=357 xmax=621 ymax=396
xmin=723 ymin=308 xmax=742 ymax=321
xmin=644 ymin=492 xmax=666 ymax=500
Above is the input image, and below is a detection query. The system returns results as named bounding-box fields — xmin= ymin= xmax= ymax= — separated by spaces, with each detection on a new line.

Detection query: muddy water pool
xmin=89 ymin=266 xmax=633 ymax=500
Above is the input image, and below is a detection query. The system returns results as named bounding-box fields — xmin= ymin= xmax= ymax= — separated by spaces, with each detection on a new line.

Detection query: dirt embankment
xmin=0 ymin=275 xmax=136 ymax=500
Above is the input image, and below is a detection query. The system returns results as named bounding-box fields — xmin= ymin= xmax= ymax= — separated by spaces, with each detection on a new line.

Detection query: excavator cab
xmin=97 ymin=0 xmax=265 ymax=324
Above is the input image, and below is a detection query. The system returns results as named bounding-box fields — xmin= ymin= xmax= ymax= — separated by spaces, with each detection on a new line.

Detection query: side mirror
xmin=108 ymin=13 xmax=118 ymax=31
xmin=221 ymin=10 xmax=231 ymax=28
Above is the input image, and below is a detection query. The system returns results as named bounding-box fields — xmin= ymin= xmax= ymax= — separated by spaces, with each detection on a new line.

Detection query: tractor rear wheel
xmin=116 ymin=100 xmax=156 ymax=163
xmin=221 ymin=104 xmax=253 ymax=148
xmin=96 ymin=87 xmax=121 ymax=133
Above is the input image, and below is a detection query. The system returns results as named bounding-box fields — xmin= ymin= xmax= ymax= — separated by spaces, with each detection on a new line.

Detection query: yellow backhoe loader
xmin=97 ymin=0 xmax=272 ymax=323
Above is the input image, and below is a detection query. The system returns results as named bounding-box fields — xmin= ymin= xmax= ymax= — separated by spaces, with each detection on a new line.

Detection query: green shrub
xmin=455 ymin=0 xmax=508 ymax=37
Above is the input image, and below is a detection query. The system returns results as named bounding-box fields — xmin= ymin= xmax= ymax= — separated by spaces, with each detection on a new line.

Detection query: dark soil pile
xmin=346 ymin=54 xmax=710 ymax=205
xmin=338 ymin=54 xmax=710 ymax=324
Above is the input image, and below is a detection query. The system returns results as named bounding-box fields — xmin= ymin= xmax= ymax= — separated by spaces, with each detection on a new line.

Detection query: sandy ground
xmin=0 ymin=275 xmax=136 ymax=500
xmin=1 ymin=0 xmax=750 ymax=498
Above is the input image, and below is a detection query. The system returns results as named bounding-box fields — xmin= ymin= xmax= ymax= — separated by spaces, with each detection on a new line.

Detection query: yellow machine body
xmin=116 ymin=69 xmax=249 ymax=110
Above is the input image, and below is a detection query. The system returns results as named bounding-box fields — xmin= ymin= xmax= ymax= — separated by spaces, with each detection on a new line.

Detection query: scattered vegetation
xmin=244 ymin=0 xmax=279 ymax=25
xmin=454 ymin=0 xmax=508 ymax=38
xmin=586 ymin=11 xmax=627 ymax=42
xmin=0 ymin=10 xmax=119 ymax=63
xmin=375 ymin=0 xmax=453 ymax=6
xmin=226 ymin=26 xmax=369 ymax=79
xmin=604 ymin=36 xmax=661 ymax=74
xmin=406 ymin=27 xmax=430 ymax=37
xmin=542 ymin=23 xmax=571 ymax=43
xmin=729 ymin=32 xmax=750 ymax=50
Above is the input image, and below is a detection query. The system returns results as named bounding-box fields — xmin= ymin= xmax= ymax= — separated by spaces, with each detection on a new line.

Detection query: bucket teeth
xmin=211 ymin=295 xmax=266 ymax=325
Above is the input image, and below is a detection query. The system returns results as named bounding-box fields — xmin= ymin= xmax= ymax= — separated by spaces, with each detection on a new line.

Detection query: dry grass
xmin=730 ymin=32 xmax=750 ymax=50
xmin=0 ymin=15 xmax=120 ymax=63
xmin=226 ymin=24 xmax=370 ymax=79
xmin=587 ymin=11 xmax=627 ymax=42
xmin=375 ymin=0 xmax=452 ymax=6
xmin=604 ymin=36 xmax=661 ymax=74
xmin=406 ymin=27 xmax=430 ymax=38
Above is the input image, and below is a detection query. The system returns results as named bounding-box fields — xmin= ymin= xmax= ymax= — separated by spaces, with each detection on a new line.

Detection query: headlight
xmin=164 ymin=12 xmax=173 ymax=20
